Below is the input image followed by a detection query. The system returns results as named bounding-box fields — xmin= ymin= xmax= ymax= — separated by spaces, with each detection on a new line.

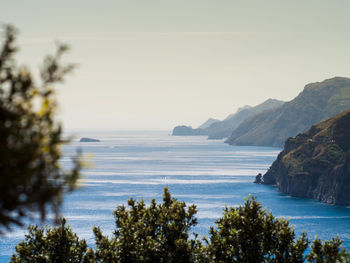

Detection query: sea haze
xmin=1 ymin=130 xmax=350 ymax=261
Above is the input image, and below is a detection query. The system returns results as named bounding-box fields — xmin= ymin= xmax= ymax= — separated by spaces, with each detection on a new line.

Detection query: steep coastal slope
xmin=197 ymin=118 xmax=220 ymax=129
xmin=172 ymin=99 xmax=284 ymax=138
xmin=258 ymin=108 xmax=350 ymax=205
xmin=226 ymin=77 xmax=350 ymax=147
xmin=207 ymin=99 xmax=284 ymax=139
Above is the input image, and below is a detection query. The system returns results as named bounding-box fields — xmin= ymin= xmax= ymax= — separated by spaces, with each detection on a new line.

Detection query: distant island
xmin=256 ymin=108 xmax=350 ymax=205
xmin=79 ymin=137 xmax=100 ymax=142
xmin=226 ymin=77 xmax=350 ymax=147
xmin=172 ymin=99 xmax=284 ymax=139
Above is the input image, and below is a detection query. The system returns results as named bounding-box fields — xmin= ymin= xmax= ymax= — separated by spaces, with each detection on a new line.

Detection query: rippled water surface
xmin=1 ymin=131 xmax=350 ymax=261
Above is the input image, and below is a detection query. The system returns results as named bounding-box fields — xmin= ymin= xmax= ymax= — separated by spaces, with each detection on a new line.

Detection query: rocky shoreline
xmin=256 ymin=109 xmax=350 ymax=205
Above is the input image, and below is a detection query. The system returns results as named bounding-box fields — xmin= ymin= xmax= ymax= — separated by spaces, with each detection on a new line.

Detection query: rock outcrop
xmin=79 ymin=137 xmax=100 ymax=142
xmin=259 ymin=108 xmax=350 ymax=205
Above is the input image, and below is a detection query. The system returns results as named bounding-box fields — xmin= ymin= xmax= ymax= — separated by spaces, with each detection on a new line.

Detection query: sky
xmin=1 ymin=0 xmax=350 ymax=130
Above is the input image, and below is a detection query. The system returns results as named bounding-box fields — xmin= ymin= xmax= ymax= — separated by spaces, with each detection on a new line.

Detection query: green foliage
xmin=10 ymin=218 xmax=94 ymax=263
xmin=11 ymin=190 xmax=348 ymax=263
xmin=205 ymin=195 xmax=309 ymax=263
xmin=313 ymin=143 xmax=344 ymax=169
xmin=93 ymin=187 xmax=199 ymax=263
xmin=306 ymin=237 xmax=346 ymax=263
xmin=0 ymin=25 xmax=81 ymax=233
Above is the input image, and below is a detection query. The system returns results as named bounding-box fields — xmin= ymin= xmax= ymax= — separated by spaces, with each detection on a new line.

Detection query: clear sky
xmin=1 ymin=0 xmax=350 ymax=130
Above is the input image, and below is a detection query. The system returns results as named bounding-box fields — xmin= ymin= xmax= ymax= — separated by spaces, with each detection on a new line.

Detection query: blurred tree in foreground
xmin=11 ymin=189 xmax=348 ymax=263
xmin=0 ymin=25 xmax=81 ymax=233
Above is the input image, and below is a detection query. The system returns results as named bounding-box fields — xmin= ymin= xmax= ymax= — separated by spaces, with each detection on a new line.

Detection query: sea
xmin=1 ymin=130 xmax=350 ymax=261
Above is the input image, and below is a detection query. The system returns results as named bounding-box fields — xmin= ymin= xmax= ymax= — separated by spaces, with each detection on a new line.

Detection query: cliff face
xmin=260 ymin=108 xmax=350 ymax=205
xmin=226 ymin=77 xmax=350 ymax=147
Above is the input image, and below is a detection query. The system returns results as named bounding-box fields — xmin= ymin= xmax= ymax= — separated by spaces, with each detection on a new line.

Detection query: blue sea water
xmin=1 ymin=130 xmax=350 ymax=261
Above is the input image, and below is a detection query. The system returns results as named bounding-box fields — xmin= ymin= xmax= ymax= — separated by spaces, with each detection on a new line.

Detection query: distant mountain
xmin=197 ymin=118 xmax=220 ymax=129
xmin=226 ymin=77 xmax=350 ymax=147
xmin=172 ymin=99 xmax=284 ymax=138
xmin=257 ymin=108 xmax=350 ymax=205
xmin=224 ymin=105 xmax=251 ymax=121
xmin=205 ymin=99 xmax=284 ymax=139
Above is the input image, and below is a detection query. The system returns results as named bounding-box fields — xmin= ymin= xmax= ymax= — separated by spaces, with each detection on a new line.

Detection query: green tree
xmin=204 ymin=196 xmax=349 ymax=263
xmin=306 ymin=237 xmax=346 ymax=263
xmin=11 ymin=190 xmax=348 ymax=263
xmin=10 ymin=218 xmax=94 ymax=263
xmin=204 ymin=195 xmax=308 ymax=263
xmin=93 ymin=187 xmax=199 ymax=263
xmin=0 ymin=25 xmax=81 ymax=233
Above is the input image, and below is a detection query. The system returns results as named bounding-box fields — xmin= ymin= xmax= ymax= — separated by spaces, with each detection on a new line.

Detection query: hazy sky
xmin=1 ymin=0 xmax=350 ymax=130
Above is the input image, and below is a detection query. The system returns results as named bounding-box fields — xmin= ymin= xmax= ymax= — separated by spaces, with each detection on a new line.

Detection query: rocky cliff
xmin=258 ymin=108 xmax=350 ymax=205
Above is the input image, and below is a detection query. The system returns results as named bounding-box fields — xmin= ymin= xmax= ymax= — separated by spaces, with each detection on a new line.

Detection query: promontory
xmin=257 ymin=108 xmax=350 ymax=205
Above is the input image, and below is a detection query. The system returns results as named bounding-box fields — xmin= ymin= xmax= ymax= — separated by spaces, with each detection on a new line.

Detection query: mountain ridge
xmin=197 ymin=118 xmax=220 ymax=129
xmin=172 ymin=99 xmax=284 ymax=138
xmin=226 ymin=77 xmax=350 ymax=147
